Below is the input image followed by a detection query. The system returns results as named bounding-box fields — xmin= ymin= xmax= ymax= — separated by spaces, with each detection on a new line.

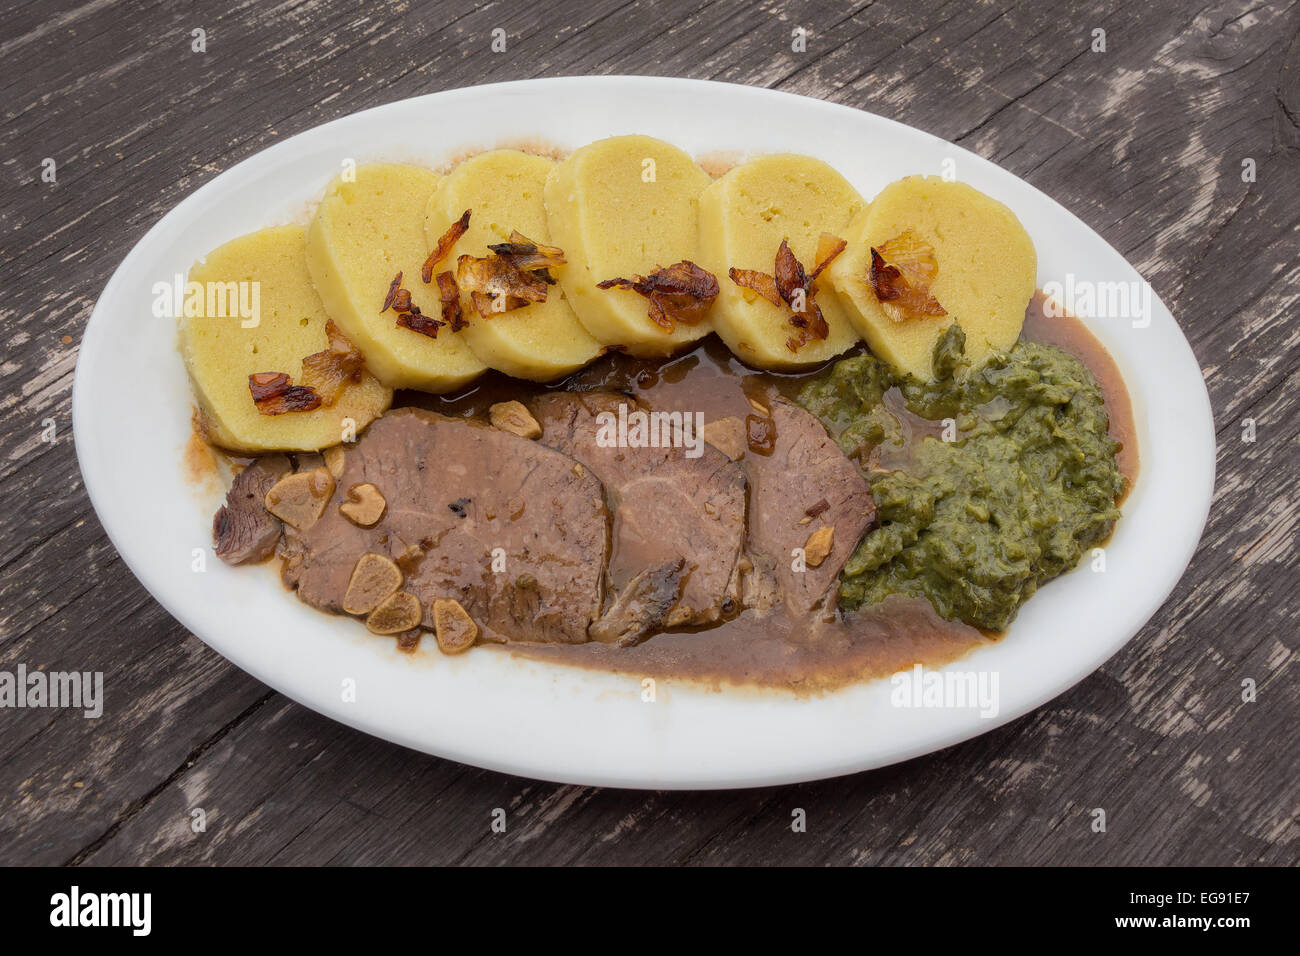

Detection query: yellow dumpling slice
xmin=827 ymin=175 xmax=1037 ymax=380
xmin=544 ymin=135 xmax=714 ymax=356
xmin=425 ymin=150 xmax=601 ymax=381
xmin=306 ymin=163 xmax=486 ymax=392
xmin=179 ymin=225 xmax=392 ymax=453
xmin=698 ymin=154 xmax=866 ymax=369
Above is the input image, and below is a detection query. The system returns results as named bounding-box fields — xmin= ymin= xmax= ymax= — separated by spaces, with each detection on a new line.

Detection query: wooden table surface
xmin=2 ymin=0 xmax=1296 ymax=866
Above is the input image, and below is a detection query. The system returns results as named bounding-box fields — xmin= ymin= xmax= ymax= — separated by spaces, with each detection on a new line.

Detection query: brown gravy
xmin=1024 ymin=291 xmax=1139 ymax=489
xmin=394 ymin=294 xmax=1138 ymax=692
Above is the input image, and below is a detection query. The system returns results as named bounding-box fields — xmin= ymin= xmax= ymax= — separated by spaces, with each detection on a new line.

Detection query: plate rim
xmin=72 ymin=75 xmax=1216 ymax=789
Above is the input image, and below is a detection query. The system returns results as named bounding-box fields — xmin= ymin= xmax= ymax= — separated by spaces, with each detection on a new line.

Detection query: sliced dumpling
xmin=180 ymin=225 xmax=392 ymax=453
xmin=425 ymin=150 xmax=601 ymax=381
xmin=544 ymin=135 xmax=714 ymax=356
xmin=826 ymin=175 xmax=1037 ymax=380
xmin=306 ymin=163 xmax=486 ymax=392
xmin=698 ymin=154 xmax=865 ymax=369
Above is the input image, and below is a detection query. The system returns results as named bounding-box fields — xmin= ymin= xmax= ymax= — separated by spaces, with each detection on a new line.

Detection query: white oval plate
xmin=74 ymin=77 xmax=1214 ymax=788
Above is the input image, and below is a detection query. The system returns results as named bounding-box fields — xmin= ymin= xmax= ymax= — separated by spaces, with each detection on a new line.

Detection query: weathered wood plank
xmin=0 ymin=0 xmax=1295 ymax=866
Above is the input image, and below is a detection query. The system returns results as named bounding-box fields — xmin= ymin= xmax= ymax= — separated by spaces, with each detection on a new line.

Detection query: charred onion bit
xmin=596 ymin=260 xmax=719 ymax=333
xmin=380 ymin=272 xmax=403 ymax=313
xmin=300 ymin=320 xmax=366 ymax=406
xmin=422 ymin=209 xmax=471 ymax=283
xmin=488 ymin=231 xmax=566 ymax=280
xmin=452 ymin=230 xmax=564 ymax=320
xmin=248 ymin=371 xmax=322 ymax=415
xmin=726 ymin=234 xmax=846 ymax=352
xmin=383 ymin=271 xmax=446 ymax=339
xmin=456 ymin=252 xmax=550 ymax=319
xmin=435 ymin=271 xmax=466 ymax=332
xmin=249 ymin=372 xmax=290 ymax=402
xmin=868 ymin=231 xmax=947 ymax=324
xmin=775 ymin=240 xmax=830 ymax=352
xmin=395 ymin=307 xmax=446 ymax=339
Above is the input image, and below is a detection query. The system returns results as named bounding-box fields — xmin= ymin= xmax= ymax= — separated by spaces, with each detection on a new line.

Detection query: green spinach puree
xmin=797 ymin=325 xmax=1125 ymax=631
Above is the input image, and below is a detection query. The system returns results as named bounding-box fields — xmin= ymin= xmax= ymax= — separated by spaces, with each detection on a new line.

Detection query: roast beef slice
xmin=213 ymin=454 xmax=292 ymax=565
xmin=282 ymin=408 xmax=609 ymax=644
xmin=741 ymin=398 xmax=876 ymax=616
xmin=532 ymin=391 xmax=746 ymax=626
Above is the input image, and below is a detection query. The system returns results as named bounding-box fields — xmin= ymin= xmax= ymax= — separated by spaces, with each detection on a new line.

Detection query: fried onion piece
xmin=727 ymin=267 xmax=782 ymax=306
xmin=773 ymin=240 xmax=809 ymax=308
xmin=422 ymin=209 xmax=471 ymax=283
xmin=383 ymin=269 xmax=462 ymax=339
xmin=726 ymin=239 xmax=838 ymax=353
xmin=380 ymin=272 xmax=403 ymax=313
xmin=395 ymin=305 xmax=446 ymax=339
xmin=248 ymin=371 xmax=290 ymax=403
xmin=487 ymin=231 xmax=565 ymax=277
xmin=597 ymin=260 xmax=719 ymax=333
xmin=773 ymin=240 xmax=830 ymax=352
xmin=322 ymin=319 xmax=355 ymax=356
xmin=809 ymin=232 xmax=847 ymax=281
xmin=248 ymin=371 xmax=322 ymax=415
xmin=456 ymin=253 xmax=550 ymax=319
xmin=868 ymin=231 xmax=947 ymax=323
xmin=435 ymin=270 xmax=467 ymax=333
xmin=438 ymin=227 xmax=564 ymax=319
xmin=384 ymin=273 xmax=424 ymax=338
xmin=785 ymin=308 xmax=830 ymax=352
xmin=300 ymin=320 xmax=367 ymax=406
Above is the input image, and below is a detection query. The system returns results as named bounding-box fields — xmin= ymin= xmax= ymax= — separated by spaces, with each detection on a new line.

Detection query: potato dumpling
xmin=425 ymin=150 xmax=601 ymax=381
xmin=544 ymin=135 xmax=714 ymax=356
xmin=306 ymin=163 xmax=486 ymax=392
xmin=698 ymin=154 xmax=865 ymax=370
xmin=827 ymin=175 xmax=1037 ymax=380
xmin=180 ymin=225 xmax=392 ymax=453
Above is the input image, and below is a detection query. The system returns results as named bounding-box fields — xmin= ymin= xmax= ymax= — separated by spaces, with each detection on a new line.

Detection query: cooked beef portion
xmin=213 ymin=454 xmax=292 ymax=565
xmin=533 ymin=392 xmax=746 ymax=627
xmin=590 ymin=557 xmax=687 ymax=647
xmin=281 ymin=408 xmax=609 ymax=644
xmin=736 ymin=551 xmax=781 ymax=614
xmin=226 ymin=371 xmax=875 ymax=649
xmin=741 ymin=398 xmax=876 ymax=616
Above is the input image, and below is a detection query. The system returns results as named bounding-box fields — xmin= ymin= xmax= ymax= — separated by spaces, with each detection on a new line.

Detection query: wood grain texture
xmin=1 ymin=0 xmax=1296 ymax=866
